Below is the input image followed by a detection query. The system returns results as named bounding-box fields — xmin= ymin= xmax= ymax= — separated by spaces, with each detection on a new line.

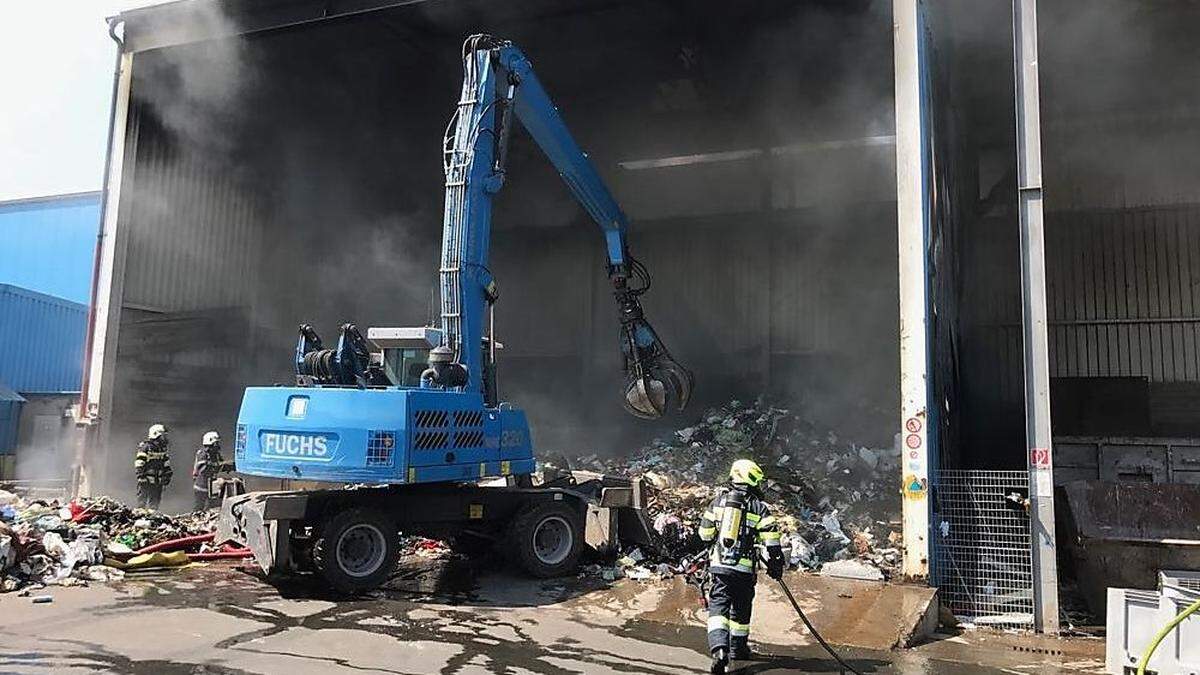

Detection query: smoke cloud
xmin=95 ymin=0 xmax=903 ymax=496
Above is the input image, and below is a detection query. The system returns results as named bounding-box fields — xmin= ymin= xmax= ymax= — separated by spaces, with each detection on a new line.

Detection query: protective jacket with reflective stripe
xmin=135 ymin=439 xmax=172 ymax=486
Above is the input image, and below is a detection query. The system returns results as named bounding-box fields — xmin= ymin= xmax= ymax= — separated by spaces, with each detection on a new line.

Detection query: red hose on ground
xmin=135 ymin=532 xmax=215 ymax=555
xmin=188 ymin=549 xmax=253 ymax=561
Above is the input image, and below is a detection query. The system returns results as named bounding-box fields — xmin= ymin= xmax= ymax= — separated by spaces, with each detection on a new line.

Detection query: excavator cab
xmin=367 ymin=326 xmax=441 ymax=387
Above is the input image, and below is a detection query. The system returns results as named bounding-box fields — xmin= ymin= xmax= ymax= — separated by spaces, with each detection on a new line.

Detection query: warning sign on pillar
xmin=1029 ymin=447 xmax=1051 ymax=469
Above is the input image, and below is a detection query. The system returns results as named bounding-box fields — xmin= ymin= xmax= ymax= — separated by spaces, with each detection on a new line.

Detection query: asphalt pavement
xmin=0 ymin=563 xmax=1104 ymax=674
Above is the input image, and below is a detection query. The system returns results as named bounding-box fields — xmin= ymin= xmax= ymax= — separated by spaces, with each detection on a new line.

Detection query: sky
xmin=0 ymin=1 xmax=163 ymax=202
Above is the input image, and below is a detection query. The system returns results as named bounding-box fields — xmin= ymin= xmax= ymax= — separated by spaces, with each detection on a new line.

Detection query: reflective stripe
xmin=745 ymin=512 xmax=761 ymax=523
xmin=729 ymin=620 xmax=750 ymax=637
xmin=759 ymin=531 xmax=782 ymax=543
xmin=707 ymin=615 xmax=730 ymax=632
xmin=756 ymin=515 xmax=776 ymax=530
xmin=698 ymin=526 xmax=717 ymax=539
xmin=702 ymin=510 xmax=717 ymax=520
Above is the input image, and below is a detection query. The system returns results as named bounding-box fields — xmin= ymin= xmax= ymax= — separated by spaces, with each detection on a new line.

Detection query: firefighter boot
xmin=710 ymin=647 xmax=729 ymax=674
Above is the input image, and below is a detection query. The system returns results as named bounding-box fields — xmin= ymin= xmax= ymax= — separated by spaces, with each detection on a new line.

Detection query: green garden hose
xmin=1137 ymin=596 xmax=1200 ymax=675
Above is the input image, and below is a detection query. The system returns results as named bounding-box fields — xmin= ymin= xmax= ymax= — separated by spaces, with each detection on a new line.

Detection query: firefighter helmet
xmin=729 ymin=459 xmax=764 ymax=487
xmin=148 ymin=423 xmax=168 ymax=440
xmin=202 ymin=431 xmax=220 ymax=446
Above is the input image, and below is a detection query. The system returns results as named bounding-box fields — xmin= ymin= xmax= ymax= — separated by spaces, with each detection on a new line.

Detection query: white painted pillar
xmin=893 ymin=0 xmax=933 ymax=579
xmin=79 ymin=49 xmax=136 ymax=495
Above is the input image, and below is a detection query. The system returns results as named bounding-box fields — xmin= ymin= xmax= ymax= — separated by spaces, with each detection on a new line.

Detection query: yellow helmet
xmin=729 ymin=459 xmax=765 ymax=487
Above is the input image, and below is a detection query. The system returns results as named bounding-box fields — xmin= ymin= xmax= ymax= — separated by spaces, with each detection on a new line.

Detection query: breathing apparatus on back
xmin=715 ymin=459 xmax=765 ymax=566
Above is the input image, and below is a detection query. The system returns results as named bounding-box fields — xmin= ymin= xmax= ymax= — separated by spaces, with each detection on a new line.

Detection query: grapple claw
xmin=624 ymin=377 xmax=667 ymax=419
xmin=611 ymin=258 xmax=693 ymax=419
xmin=658 ymin=358 xmax=693 ymax=411
xmin=619 ymin=316 xmax=694 ymax=419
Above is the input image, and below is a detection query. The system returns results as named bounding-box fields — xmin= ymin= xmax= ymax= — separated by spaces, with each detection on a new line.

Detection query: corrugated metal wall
xmin=957 ymin=203 xmax=1200 ymax=460
xmin=0 ymin=192 xmax=100 ymax=304
xmin=0 ymin=285 xmax=87 ymax=393
xmin=120 ymin=110 xmax=267 ymax=313
xmin=1047 ymin=204 xmax=1200 ymax=382
xmin=963 ymin=205 xmax=1200 ymax=387
xmin=490 ymin=205 xmax=900 ymax=450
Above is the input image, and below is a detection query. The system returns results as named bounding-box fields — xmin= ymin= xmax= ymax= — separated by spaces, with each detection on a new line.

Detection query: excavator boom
xmin=435 ymin=34 xmax=692 ymax=418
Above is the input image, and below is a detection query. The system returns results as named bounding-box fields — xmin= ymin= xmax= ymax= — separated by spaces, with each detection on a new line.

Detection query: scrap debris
xmin=0 ymin=489 xmax=225 ymax=594
xmin=573 ymin=397 xmax=902 ymax=581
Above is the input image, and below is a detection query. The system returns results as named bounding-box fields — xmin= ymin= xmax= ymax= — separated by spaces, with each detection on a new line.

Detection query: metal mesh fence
xmin=932 ymin=470 xmax=1034 ymax=629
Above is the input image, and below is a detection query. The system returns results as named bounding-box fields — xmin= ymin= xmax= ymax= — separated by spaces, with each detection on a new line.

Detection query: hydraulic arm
xmin=432 ymin=34 xmax=692 ymax=418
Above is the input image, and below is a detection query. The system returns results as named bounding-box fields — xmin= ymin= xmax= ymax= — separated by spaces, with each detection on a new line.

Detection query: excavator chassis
xmin=216 ymin=471 xmax=652 ymax=593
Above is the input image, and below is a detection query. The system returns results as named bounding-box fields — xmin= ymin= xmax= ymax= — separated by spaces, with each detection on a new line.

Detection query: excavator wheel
xmin=312 ymin=507 xmax=399 ymax=594
xmin=506 ymin=500 xmax=583 ymax=578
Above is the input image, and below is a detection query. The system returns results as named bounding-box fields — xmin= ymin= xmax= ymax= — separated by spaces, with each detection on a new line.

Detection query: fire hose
xmin=135 ymin=532 xmax=214 ymax=555
xmin=775 ymin=576 xmax=864 ymax=675
xmin=130 ymin=532 xmax=252 ymax=560
xmin=682 ymin=547 xmax=862 ymax=674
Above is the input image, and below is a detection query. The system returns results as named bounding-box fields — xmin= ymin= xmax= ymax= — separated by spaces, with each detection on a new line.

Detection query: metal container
xmin=0 ymin=284 xmax=87 ymax=394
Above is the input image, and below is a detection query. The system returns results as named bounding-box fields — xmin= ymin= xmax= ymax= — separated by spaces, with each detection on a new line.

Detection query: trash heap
xmin=0 ymin=489 xmax=225 ymax=594
xmin=575 ymin=398 xmax=902 ymax=582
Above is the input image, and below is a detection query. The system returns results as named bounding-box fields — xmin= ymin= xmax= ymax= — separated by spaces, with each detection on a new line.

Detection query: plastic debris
xmin=105 ymin=550 xmax=190 ymax=570
xmin=820 ymin=559 xmax=885 ymax=582
xmin=30 ymin=594 xmax=53 ymax=604
xmin=0 ymin=491 xmax=221 ymax=594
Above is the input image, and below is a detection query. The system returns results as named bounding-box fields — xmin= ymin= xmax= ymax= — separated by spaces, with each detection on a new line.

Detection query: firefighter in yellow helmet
xmin=698 ymin=459 xmax=784 ymax=674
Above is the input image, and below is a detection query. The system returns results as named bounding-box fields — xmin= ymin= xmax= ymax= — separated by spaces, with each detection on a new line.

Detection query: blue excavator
xmin=218 ymin=36 xmax=692 ymax=592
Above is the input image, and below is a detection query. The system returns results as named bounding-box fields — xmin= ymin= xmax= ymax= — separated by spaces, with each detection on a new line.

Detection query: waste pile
xmin=574 ymin=398 xmax=902 ymax=582
xmin=0 ymin=489 xmax=234 ymax=595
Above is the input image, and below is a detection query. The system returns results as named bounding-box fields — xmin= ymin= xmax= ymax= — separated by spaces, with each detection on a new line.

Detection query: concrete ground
xmin=0 ymin=562 xmax=1105 ymax=674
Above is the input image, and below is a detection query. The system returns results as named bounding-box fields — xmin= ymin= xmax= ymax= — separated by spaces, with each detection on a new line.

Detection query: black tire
xmin=313 ymin=507 xmax=399 ymax=594
xmin=507 ymin=499 xmax=583 ymax=578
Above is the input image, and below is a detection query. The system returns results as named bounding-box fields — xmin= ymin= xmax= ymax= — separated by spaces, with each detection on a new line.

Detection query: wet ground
xmin=0 ymin=562 xmax=1105 ymax=674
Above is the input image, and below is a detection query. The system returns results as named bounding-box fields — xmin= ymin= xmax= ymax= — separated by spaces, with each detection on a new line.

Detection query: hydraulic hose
xmin=1136 ymin=596 xmax=1200 ymax=675
xmin=775 ymin=577 xmax=865 ymax=675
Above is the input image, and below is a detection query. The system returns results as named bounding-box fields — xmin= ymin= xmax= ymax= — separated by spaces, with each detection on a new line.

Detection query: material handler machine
xmin=218 ymin=35 xmax=692 ymax=592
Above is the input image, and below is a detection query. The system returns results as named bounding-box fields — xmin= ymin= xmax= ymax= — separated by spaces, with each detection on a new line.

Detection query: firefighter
xmin=134 ymin=424 xmax=173 ymax=510
xmin=698 ymin=459 xmax=785 ymax=674
xmin=191 ymin=431 xmax=228 ymax=511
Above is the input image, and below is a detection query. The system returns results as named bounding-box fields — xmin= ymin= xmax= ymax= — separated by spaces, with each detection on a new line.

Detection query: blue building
xmin=0 ymin=285 xmax=88 ymax=480
xmin=0 ymin=191 xmax=100 ymax=304
xmin=0 ymin=192 xmax=98 ymax=479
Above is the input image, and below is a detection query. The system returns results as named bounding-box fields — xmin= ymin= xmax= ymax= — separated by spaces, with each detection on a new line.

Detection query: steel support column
xmin=79 ymin=46 xmax=136 ymax=497
xmin=1012 ymin=0 xmax=1059 ymax=634
xmin=893 ymin=0 xmax=933 ymax=580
